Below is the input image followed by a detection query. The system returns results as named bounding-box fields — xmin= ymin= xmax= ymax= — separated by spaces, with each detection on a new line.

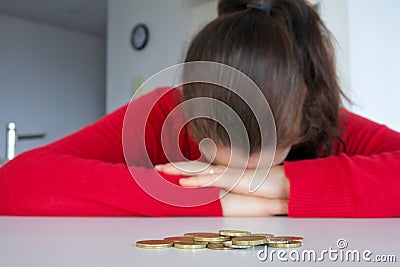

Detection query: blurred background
xmin=0 ymin=0 xmax=399 ymax=161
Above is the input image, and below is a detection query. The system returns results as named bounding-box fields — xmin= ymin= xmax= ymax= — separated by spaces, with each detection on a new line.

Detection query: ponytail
xmin=269 ymin=0 xmax=345 ymax=156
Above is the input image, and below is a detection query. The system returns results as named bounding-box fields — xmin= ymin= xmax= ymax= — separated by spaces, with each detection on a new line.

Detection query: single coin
xmin=267 ymin=241 xmax=303 ymax=249
xmin=207 ymin=243 xmax=226 ymax=249
xmin=136 ymin=240 xmax=173 ymax=249
xmin=251 ymin=233 xmax=275 ymax=238
xmin=276 ymin=236 xmax=304 ymax=243
xmin=193 ymin=233 xmax=230 ymax=243
xmin=232 ymin=236 xmax=267 ymax=246
xmin=223 ymin=240 xmax=253 ymax=249
xmin=267 ymin=236 xmax=304 ymax=244
xmin=184 ymin=232 xmax=219 ymax=237
xmin=174 ymin=241 xmax=207 ymax=249
xmin=164 ymin=236 xmax=194 ymax=242
xmin=219 ymin=230 xmax=251 ymax=237
xmin=267 ymin=237 xmax=290 ymax=244
xmin=208 ymin=245 xmax=235 ymax=251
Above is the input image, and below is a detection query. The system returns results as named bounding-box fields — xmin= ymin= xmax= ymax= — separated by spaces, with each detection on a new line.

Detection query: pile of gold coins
xmin=136 ymin=230 xmax=304 ymax=250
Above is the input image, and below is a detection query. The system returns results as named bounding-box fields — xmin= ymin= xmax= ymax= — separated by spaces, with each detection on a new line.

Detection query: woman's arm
xmin=284 ymin=110 xmax=400 ymax=217
xmin=156 ymin=162 xmax=290 ymax=216
xmin=157 ymin=110 xmax=400 ymax=218
xmin=0 ymin=87 xmax=222 ymax=216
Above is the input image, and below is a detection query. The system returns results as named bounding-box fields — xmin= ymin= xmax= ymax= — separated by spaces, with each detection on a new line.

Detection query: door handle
xmin=5 ymin=122 xmax=46 ymax=161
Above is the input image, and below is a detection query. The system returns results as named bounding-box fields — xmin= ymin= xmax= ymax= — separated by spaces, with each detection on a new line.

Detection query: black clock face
xmin=131 ymin=24 xmax=149 ymax=50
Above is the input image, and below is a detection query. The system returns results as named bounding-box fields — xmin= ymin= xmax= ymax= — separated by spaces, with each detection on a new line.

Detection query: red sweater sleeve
xmin=0 ymin=87 xmax=222 ymax=216
xmin=284 ymin=110 xmax=400 ymax=218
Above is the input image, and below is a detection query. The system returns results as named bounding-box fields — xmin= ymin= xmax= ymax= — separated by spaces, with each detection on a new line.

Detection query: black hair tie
xmin=246 ymin=3 xmax=271 ymax=15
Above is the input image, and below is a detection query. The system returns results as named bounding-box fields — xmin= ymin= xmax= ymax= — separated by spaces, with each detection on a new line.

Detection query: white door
xmin=0 ymin=14 xmax=105 ymax=164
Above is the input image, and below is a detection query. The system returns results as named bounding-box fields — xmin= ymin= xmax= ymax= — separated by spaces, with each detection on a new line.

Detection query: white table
xmin=0 ymin=216 xmax=398 ymax=266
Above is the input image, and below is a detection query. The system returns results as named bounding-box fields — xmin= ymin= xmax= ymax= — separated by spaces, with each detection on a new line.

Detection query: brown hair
xmin=181 ymin=0 xmax=346 ymax=158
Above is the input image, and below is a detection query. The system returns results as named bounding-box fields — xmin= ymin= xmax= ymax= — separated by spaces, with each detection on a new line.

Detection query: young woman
xmin=1 ymin=0 xmax=399 ymax=217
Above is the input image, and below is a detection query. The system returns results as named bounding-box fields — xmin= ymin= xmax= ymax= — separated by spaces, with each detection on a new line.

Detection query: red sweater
xmin=1 ymin=87 xmax=400 ymax=217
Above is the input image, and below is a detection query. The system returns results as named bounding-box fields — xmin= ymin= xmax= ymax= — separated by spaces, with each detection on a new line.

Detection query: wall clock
xmin=131 ymin=23 xmax=149 ymax=51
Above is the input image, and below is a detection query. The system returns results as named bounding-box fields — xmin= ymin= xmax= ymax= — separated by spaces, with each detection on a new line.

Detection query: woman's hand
xmin=220 ymin=190 xmax=288 ymax=216
xmin=155 ymin=161 xmax=290 ymax=199
xmin=155 ymin=161 xmax=290 ymax=216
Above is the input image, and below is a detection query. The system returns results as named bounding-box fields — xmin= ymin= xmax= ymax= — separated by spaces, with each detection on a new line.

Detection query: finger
xmin=156 ymin=161 xmax=226 ymax=176
xmin=179 ymin=175 xmax=221 ymax=188
xmin=180 ymin=171 xmax=246 ymax=190
xmin=155 ymin=163 xmax=187 ymax=175
xmin=198 ymin=165 xmax=225 ymax=176
xmin=155 ymin=162 xmax=202 ymax=176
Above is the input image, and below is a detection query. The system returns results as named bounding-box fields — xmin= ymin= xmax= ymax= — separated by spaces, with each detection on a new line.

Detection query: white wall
xmin=107 ymin=0 xmax=399 ymax=132
xmin=106 ymin=0 xmax=350 ymax=113
xmin=317 ymin=0 xmax=399 ymax=131
xmin=106 ymin=0 xmax=217 ymax=113
xmin=318 ymin=0 xmax=351 ymax=95
xmin=348 ymin=0 xmax=400 ymax=131
xmin=0 ymin=14 xmax=106 ymax=156
xmin=107 ymin=0 xmax=185 ymax=112
xmin=188 ymin=0 xmax=218 ymax=38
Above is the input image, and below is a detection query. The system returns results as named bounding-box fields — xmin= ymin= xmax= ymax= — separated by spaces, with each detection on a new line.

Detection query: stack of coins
xmin=136 ymin=230 xmax=304 ymax=250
